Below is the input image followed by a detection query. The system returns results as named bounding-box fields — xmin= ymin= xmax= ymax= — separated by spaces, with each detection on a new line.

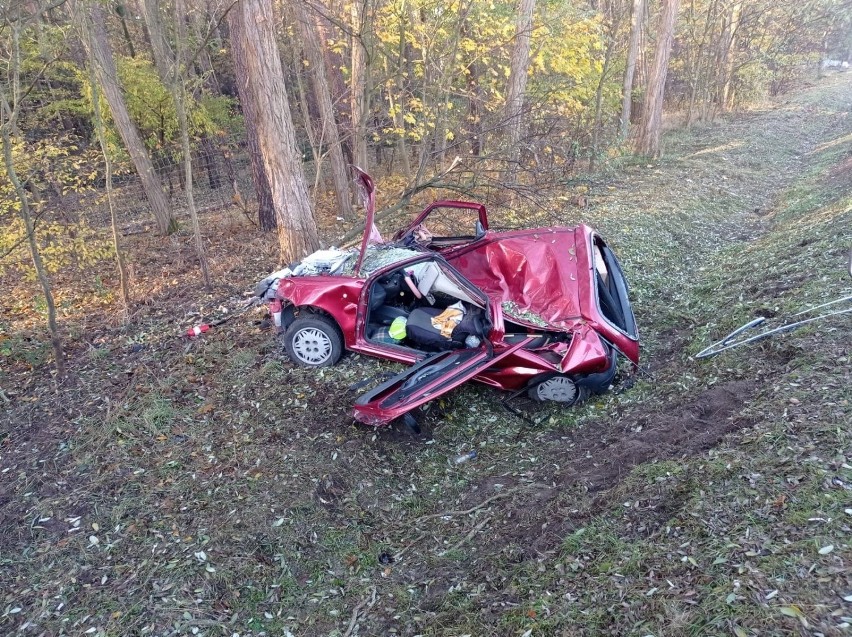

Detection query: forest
xmin=2 ymin=0 xmax=852 ymax=635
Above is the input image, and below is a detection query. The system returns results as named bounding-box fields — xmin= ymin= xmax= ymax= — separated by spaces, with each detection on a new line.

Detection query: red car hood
xmin=446 ymin=229 xmax=584 ymax=330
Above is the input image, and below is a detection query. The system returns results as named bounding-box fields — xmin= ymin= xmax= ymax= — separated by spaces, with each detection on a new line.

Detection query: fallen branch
xmin=414 ymin=488 xmax=518 ymax=524
xmin=342 ymin=586 xmax=376 ymax=637
xmin=439 ymin=515 xmax=493 ymax=556
xmin=337 ymin=157 xmax=463 ymax=246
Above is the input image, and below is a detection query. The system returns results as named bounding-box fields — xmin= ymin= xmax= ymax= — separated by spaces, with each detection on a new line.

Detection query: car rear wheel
xmin=284 ymin=316 xmax=343 ymax=367
xmin=528 ymin=375 xmax=587 ymax=405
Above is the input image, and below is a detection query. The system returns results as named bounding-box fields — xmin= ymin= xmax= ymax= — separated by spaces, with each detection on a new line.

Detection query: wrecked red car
xmin=255 ymin=169 xmax=639 ymax=426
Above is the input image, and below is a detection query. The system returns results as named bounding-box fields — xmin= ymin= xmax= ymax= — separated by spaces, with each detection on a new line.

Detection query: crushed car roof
xmin=448 ymin=229 xmax=584 ymax=330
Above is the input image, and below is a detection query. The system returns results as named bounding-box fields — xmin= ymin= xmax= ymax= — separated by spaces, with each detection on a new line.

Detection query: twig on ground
xmin=439 ymin=515 xmax=494 ymax=556
xmin=414 ymin=488 xmax=519 ymax=524
xmin=343 ymin=586 xmax=376 ymax=637
xmin=393 ymin=533 xmax=428 ymax=561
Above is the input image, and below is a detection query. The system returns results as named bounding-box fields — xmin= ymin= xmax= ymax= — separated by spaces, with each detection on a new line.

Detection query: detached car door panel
xmin=353 ymin=338 xmax=533 ymax=426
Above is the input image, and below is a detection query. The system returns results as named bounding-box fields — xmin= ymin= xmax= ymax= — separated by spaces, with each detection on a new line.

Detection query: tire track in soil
xmin=481 ymin=380 xmax=757 ymax=555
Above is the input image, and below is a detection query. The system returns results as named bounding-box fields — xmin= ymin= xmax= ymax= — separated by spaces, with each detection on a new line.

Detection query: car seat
xmin=369 ymin=275 xmax=410 ymax=326
xmin=406 ymin=304 xmax=487 ymax=351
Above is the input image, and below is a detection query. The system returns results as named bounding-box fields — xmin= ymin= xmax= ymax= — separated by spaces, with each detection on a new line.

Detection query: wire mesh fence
xmin=77 ymin=135 xmax=263 ymax=230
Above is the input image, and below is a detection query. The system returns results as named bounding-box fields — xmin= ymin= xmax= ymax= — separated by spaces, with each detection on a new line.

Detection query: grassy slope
xmin=0 ymin=75 xmax=850 ymax=636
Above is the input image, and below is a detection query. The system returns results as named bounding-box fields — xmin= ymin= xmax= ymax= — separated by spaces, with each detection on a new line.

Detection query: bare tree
xmin=294 ymin=1 xmax=353 ymax=220
xmin=591 ymin=1 xmax=626 ymax=168
xmin=86 ymin=43 xmax=131 ymax=316
xmin=621 ymin=0 xmax=644 ymax=139
xmin=0 ymin=14 xmax=64 ymax=377
xmin=82 ymin=1 xmax=175 ymax=235
xmin=227 ymin=0 xmax=320 ymax=262
xmin=635 ymin=0 xmax=680 ymax=156
xmin=171 ymin=0 xmax=211 ymax=286
xmin=139 ymin=0 xmax=212 ymax=286
xmin=717 ymin=0 xmax=742 ymax=109
xmin=504 ymin=0 xmax=536 ymax=178
xmin=350 ymin=0 xmax=369 ymax=170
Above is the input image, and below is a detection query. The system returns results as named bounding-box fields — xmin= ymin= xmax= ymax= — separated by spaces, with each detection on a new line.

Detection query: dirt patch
xmin=824 ymin=153 xmax=852 ymax=190
xmin=567 ymin=380 xmax=756 ymax=492
xmin=460 ymin=381 xmax=757 ymax=559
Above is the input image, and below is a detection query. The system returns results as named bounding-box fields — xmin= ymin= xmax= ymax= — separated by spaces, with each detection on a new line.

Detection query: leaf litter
xmin=1 ymin=75 xmax=851 ymax=636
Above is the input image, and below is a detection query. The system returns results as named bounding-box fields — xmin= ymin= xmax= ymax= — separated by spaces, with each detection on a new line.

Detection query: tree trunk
xmin=504 ymin=0 xmax=536 ymax=177
xmin=82 ymin=2 xmax=175 ymax=235
xmin=199 ymin=135 xmax=222 ymax=189
xmin=313 ymin=13 xmax=351 ymax=158
xmin=634 ymin=0 xmax=680 ymax=157
xmin=228 ymin=0 xmax=320 ymax=262
xmin=226 ymin=1 xmax=276 ymax=230
xmin=385 ymin=10 xmax=411 ymax=177
xmin=190 ymin=5 xmax=221 ymax=94
xmin=0 ymin=80 xmax=65 ymax=377
xmin=1 ymin=134 xmax=65 ymax=378
xmin=684 ymin=0 xmax=716 ymax=126
xmin=140 ymin=0 xmax=170 ymax=81
xmin=115 ymin=2 xmax=136 ymax=58
xmin=621 ymin=0 xmax=643 ymax=139
xmin=435 ymin=6 xmax=468 ymax=168
xmin=350 ymin=0 xmax=369 ymax=170
xmin=87 ymin=48 xmax=130 ymax=316
xmin=591 ymin=41 xmax=615 ymax=169
xmin=718 ymin=1 xmax=741 ymax=110
xmin=462 ymin=18 xmax=483 ymax=157
xmin=295 ymin=2 xmax=352 ymax=220
xmin=172 ymin=0 xmax=212 ymax=287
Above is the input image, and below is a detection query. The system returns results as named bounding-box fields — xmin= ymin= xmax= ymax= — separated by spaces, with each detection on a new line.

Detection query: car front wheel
xmin=284 ymin=316 xmax=343 ymax=367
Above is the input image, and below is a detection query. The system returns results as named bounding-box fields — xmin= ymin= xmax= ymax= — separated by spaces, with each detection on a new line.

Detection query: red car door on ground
xmin=353 ymin=337 xmax=535 ymax=426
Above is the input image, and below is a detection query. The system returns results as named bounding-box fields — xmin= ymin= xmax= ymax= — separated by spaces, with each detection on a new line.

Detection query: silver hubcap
xmin=534 ymin=376 xmax=578 ymax=403
xmin=292 ymin=327 xmax=332 ymax=364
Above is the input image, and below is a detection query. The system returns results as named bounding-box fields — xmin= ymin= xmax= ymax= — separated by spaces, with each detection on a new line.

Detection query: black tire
xmin=283 ymin=315 xmax=343 ymax=367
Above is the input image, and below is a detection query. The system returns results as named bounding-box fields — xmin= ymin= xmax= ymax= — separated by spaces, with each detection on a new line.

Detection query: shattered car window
xmin=343 ymin=246 xmax=422 ymax=277
xmin=501 ymin=301 xmax=548 ymax=327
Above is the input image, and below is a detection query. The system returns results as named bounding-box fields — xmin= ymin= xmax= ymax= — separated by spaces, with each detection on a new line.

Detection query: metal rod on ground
xmin=695 ymin=306 xmax=852 ymax=359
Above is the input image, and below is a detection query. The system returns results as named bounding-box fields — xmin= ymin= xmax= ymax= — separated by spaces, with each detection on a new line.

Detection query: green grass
xmin=2 ymin=75 xmax=851 ymax=636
